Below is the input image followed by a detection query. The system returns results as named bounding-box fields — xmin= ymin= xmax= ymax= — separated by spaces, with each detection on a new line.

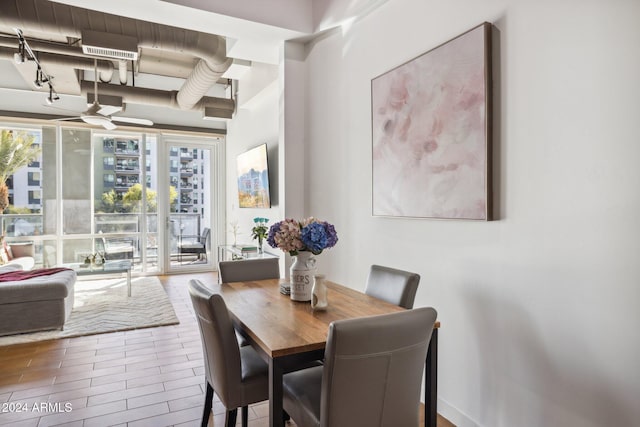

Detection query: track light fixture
xmin=33 ymin=65 xmax=48 ymax=89
xmin=45 ymin=83 xmax=60 ymax=105
xmin=14 ymin=28 xmax=58 ymax=103
xmin=14 ymin=38 xmax=25 ymax=64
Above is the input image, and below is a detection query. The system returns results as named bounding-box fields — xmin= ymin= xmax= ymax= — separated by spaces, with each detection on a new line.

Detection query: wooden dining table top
xmin=213 ymin=278 xmax=439 ymax=358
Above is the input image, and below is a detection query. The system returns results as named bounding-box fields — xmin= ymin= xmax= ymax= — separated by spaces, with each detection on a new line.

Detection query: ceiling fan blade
xmin=102 ymin=121 xmax=117 ymax=130
xmin=81 ymin=110 xmax=114 ymax=129
xmin=111 ymin=116 xmax=154 ymax=126
xmin=97 ymin=105 xmax=122 ymax=116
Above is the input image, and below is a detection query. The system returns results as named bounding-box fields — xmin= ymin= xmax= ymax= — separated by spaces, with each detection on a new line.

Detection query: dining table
xmin=213 ymin=278 xmax=440 ymax=427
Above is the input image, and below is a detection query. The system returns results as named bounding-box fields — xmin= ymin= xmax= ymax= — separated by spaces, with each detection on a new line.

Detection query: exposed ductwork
xmin=0 ymin=46 xmax=115 ymax=82
xmin=79 ymin=81 xmax=235 ymax=119
xmin=118 ymin=61 xmax=128 ymax=85
xmin=0 ymin=0 xmax=233 ymax=115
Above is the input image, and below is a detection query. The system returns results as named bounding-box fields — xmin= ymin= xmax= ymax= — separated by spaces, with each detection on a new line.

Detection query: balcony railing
xmin=115 ymin=166 xmax=140 ymax=173
xmin=1 ymin=213 xmax=43 ymax=237
xmin=1 ymin=210 xmax=205 ymax=270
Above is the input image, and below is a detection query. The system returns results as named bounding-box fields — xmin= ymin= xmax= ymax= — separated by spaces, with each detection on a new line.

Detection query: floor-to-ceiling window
xmin=1 ymin=120 xmax=223 ymax=274
xmin=0 ymin=124 xmax=57 ymax=267
xmin=59 ymin=127 xmax=94 ymax=269
xmin=90 ymin=131 xmax=159 ymax=273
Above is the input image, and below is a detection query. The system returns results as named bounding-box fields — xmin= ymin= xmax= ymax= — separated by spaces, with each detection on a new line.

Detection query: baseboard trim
xmin=438 ymin=397 xmax=480 ymax=427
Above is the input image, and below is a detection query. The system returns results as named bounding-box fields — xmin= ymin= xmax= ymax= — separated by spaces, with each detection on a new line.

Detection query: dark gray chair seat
xmin=282 ymin=365 xmax=323 ymax=427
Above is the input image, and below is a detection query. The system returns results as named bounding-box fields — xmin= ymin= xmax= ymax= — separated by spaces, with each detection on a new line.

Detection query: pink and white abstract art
xmin=372 ymin=23 xmax=492 ymax=220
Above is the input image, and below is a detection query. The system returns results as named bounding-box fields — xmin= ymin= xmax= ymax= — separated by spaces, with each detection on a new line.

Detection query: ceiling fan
xmin=51 ymin=59 xmax=153 ymax=130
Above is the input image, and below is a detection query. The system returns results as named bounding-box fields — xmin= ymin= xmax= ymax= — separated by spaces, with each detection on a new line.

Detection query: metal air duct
xmin=0 ymin=46 xmax=115 ymax=82
xmin=79 ymin=81 xmax=235 ymax=116
xmin=0 ymin=0 xmax=232 ymax=112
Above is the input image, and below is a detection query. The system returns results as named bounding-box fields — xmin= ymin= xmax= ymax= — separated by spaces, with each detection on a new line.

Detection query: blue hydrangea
xmin=301 ymin=222 xmax=328 ymax=254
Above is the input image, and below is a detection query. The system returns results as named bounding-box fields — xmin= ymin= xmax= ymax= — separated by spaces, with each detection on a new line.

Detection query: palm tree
xmin=0 ymin=130 xmax=42 ymax=212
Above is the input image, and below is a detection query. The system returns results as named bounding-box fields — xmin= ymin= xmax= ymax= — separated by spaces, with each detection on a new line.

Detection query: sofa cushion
xmin=0 ymin=270 xmax=76 ymax=304
xmin=8 ymin=242 xmax=35 ymax=258
xmin=0 ymin=264 xmax=22 ymax=274
xmin=7 ymin=257 xmax=35 ymax=271
xmin=0 ymin=241 xmax=10 ymax=264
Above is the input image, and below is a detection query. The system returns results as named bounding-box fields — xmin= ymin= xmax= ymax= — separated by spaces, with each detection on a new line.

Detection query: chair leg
xmin=225 ymin=408 xmax=238 ymax=427
xmin=241 ymin=406 xmax=249 ymax=427
xmin=201 ymin=382 xmax=214 ymax=427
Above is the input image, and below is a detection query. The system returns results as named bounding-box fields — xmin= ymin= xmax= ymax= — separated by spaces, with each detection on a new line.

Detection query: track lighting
xmin=45 ymin=83 xmax=59 ymax=105
xmin=45 ymin=94 xmax=60 ymax=105
xmin=34 ymin=66 xmax=49 ymax=89
xmin=14 ymin=39 xmax=25 ymax=64
xmin=34 ymin=66 xmax=44 ymax=89
xmin=14 ymin=28 xmax=58 ymax=103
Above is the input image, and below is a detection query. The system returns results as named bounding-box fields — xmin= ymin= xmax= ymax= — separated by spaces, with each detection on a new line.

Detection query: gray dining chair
xmin=188 ymin=279 xmax=269 ymax=427
xmin=218 ymin=257 xmax=280 ymax=346
xmin=218 ymin=257 xmax=280 ymax=283
xmin=364 ymin=264 xmax=420 ymax=309
xmin=282 ymin=307 xmax=438 ymax=427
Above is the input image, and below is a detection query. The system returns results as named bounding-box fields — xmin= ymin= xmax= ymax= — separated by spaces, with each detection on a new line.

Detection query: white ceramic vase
xmin=311 ymin=274 xmax=328 ymax=310
xmin=290 ymin=251 xmax=316 ymax=301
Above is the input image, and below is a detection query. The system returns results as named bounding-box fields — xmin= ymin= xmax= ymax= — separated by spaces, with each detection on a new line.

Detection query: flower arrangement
xmin=251 ymin=217 xmax=269 ymax=248
xmin=267 ymin=217 xmax=338 ymax=256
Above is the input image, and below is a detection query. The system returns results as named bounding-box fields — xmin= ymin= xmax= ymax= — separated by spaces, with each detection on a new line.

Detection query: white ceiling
xmin=0 ymin=0 xmax=386 ymax=132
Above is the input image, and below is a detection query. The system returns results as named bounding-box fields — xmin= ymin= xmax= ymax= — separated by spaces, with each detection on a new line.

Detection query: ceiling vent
xmin=81 ymin=30 xmax=139 ymax=61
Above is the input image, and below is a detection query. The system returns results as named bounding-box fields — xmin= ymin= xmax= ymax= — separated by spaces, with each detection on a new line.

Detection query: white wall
xmin=303 ymin=0 xmax=640 ymax=426
xmin=226 ymin=62 xmax=280 ymax=247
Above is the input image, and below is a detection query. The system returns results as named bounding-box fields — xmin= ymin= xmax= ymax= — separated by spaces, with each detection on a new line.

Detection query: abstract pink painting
xmin=372 ymin=22 xmax=492 ymax=220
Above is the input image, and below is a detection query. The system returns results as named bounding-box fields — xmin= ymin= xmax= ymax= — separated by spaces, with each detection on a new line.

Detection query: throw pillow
xmin=0 ymin=241 xmax=11 ymax=265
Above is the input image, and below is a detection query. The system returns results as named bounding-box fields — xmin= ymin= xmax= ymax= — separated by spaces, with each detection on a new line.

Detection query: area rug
xmin=0 ymin=276 xmax=179 ymax=346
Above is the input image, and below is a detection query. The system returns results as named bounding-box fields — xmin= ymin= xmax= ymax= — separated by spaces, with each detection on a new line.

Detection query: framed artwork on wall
xmin=237 ymin=143 xmax=271 ymax=209
xmin=371 ymin=22 xmax=492 ymax=220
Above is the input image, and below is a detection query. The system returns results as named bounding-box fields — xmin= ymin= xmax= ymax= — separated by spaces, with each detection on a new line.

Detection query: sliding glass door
xmin=163 ymin=139 xmax=216 ymax=273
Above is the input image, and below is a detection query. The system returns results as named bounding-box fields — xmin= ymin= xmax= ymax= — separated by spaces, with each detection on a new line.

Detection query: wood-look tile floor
xmin=0 ymin=273 xmax=454 ymax=427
